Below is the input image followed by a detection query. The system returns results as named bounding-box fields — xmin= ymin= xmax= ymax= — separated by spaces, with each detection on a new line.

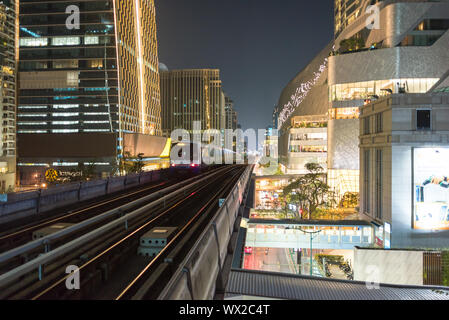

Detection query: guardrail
xmin=0 ymin=170 xmax=163 ymax=224
xmin=158 ymin=165 xmax=253 ymax=300
xmin=0 ymin=166 xmax=231 ymax=288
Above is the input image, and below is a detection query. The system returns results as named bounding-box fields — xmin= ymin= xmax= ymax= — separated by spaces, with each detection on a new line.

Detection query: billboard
xmin=414 ymin=148 xmax=449 ymax=230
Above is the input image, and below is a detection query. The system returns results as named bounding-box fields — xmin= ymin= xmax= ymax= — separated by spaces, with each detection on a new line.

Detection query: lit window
xmin=20 ymin=37 xmax=48 ymax=47
xmin=18 ymin=130 xmax=47 ymax=133
xmin=18 ymin=122 xmax=47 ymax=125
xmin=52 ymin=36 xmax=80 ymax=46
xmin=18 ymin=114 xmax=47 ymax=117
xmin=51 ymin=129 xmax=79 ymax=133
xmin=84 ymin=121 xmax=109 ymax=124
xmin=85 ymin=36 xmax=99 ymax=45
xmin=53 ymin=60 xmax=79 ymax=69
xmin=53 ymin=104 xmax=79 ymax=109
xmin=89 ymin=59 xmax=104 ymax=68
xmin=19 ymin=106 xmax=47 ymax=109
xmin=52 ymin=113 xmax=79 ymax=117
xmin=52 ymin=121 xmax=79 ymax=125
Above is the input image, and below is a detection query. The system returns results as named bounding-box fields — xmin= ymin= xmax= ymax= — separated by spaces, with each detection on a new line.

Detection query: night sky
xmin=155 ymin=0 xmax=334 ymax=131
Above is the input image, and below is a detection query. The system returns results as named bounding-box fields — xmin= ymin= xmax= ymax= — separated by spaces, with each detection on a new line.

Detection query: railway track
xmin=0 ymin=165 xmax=246 ymax=300
xmin=0 ymin=166 xmax=225 ymax=276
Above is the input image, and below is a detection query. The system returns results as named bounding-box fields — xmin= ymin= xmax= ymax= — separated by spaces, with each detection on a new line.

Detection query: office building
xmin=225 ymin=96 xmax=237 ymax=130
xmin=160 ymin=69 xmax=225 ymax=136
xmin=17 ymin=0 xmax=165 ymax=183
xmin=0 ymin=0 xmax=17 ymax=193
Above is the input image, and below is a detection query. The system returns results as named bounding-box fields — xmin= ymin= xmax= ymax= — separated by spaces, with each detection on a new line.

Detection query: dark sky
xmin=155 ymin=0 xmax=334 ymax=131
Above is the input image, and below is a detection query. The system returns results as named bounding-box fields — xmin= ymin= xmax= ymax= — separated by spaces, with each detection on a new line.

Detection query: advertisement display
xmin=414 ymin=148 xmax=449 ymax=230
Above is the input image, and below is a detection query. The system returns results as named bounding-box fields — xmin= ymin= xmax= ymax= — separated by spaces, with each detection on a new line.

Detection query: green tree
xmin=339 ymin=37 xmax=365 ymax=52
xmin=131 ymin=153 xmax=145 ymax=174
xmin=282 ymin=163 xmax=335 ymax=219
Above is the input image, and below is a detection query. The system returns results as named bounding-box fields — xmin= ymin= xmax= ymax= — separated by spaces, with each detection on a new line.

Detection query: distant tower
xmin=160 ymin=69 xmax=225 ymax=136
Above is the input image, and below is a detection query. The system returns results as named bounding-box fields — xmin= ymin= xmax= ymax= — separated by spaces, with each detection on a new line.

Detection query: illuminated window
xmin=20 ymin=37 xmax=48 ymax=47
xmin=53 ymin=60 xmax=78 ymax=69
xmin=51 ymin=129 xmax=79 ymax=133
xmin=67 ymin=72 xmax=79 ymax=86
xmin=53 ymin=105 xmax=79 ymax=109
xmin=88 ymin=59 xmax=103 ymax=68
xmin=52 ymin=113 xmax=79 ymax=117
xmin=85 ymin=36 xmax=99 ymax=45
xmin=52 ymin=121 xmax=79 ymax=125
xmin=52 ymin=36 xmax=80 ymax=46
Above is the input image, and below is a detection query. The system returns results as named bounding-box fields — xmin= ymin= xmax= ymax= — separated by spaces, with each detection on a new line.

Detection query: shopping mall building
xmin=277 ymin=0 xmax=449 ymax=248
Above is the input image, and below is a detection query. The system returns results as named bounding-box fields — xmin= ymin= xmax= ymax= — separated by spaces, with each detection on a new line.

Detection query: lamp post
xmin=299 ymin=228 xmax=322 ymax=276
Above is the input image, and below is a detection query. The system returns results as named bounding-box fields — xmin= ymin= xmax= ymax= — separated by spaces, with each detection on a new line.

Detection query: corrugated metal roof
xmin=225 ymin=269 xmax=449 ymax=300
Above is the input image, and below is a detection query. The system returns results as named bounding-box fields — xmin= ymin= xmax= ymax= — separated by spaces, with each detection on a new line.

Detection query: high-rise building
xmin=17 ymin=0 xmax=165 ymax=184
xmin=225 ymin=96 xmax=237 ymax=130
xmin=160 ymin=69 xmax=225 ymax=136
xmin=0 ymin=0 xmax=18 ymax=193
xmin=334 ymin=0 xmax=382 ymax=38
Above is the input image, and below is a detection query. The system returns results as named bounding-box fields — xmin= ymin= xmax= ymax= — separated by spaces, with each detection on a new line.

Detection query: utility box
xmin=32 ymin=223 xmax=74 ymax=240
xmin=138 ymin=227 xmax=177 ymax=258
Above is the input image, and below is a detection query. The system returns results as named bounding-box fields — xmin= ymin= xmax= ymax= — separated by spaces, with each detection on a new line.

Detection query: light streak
xmin=135 ymin=0 xmax=146 ymax=134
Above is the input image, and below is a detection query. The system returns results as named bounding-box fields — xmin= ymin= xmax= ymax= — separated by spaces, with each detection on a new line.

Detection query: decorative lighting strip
xmin=278 ymin=50 xmax=332 ymax=129
xmin=135 ymin=0 xmax=146 ymax=134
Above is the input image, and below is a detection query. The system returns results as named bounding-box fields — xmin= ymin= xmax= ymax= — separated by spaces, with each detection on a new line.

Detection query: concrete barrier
xmin=0 ymin=170 xmax=165 ymax=225
xmin=159 ymin=166 xmax=253 ymax=300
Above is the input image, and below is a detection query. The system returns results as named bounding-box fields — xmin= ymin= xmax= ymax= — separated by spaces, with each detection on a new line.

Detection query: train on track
xmin=170 ymin=141 xmax=237 ymax=174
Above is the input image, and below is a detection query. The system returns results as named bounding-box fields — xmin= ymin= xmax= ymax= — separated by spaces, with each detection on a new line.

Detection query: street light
xmin=298 ymin=227 xmax=322 ymax=276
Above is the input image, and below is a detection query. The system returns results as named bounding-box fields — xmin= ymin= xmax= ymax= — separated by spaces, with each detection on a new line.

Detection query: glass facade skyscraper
xmin=160 ymin=69 xmax=225 ymax=136
xmin=18 ymin=0 xmax=162 ymax=148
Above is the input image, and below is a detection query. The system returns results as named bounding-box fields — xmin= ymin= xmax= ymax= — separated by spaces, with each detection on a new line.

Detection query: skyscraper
xmin=0 ymin=0 xmax=17 ymax=193
xmin=225 ymin=96 xmax=237 ymax=130
xmin=160 ymin=69 xmax=225 ymax=136
xmin=17 ymin=0 xmax=164 ymax=183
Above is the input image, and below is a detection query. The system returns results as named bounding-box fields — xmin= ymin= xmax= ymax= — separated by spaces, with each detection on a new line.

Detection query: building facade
xmin=225 ymin=96 xmax=237 ymax=130
xmin=277 ymin=43 xmax=332 ymax=175
xmin=17 ymin=0 xmax=163 ymax=183
xmin=160 ymin=69 xmax=225 ymax=136
xmin=360 ymin=93 xmax=449 ymax=249
xmin=0 ymin=0 xmax=17 ymax=193
xmin=328 ymin=0 xmax=449 ymax=204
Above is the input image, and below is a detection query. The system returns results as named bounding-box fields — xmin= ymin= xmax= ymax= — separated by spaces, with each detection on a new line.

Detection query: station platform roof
xmin=225 ymin=269 xmax=449 ymax=300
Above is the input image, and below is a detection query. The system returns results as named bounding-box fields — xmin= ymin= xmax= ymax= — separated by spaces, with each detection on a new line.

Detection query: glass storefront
xmin=414 ymin=148 xmax=449 ymax=230
xmin=330 ymin=78 xmax=439 ymax=102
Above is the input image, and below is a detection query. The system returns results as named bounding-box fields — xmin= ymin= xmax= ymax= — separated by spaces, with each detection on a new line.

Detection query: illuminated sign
xmin=414 ymin=148 xmax=449 ymax=230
